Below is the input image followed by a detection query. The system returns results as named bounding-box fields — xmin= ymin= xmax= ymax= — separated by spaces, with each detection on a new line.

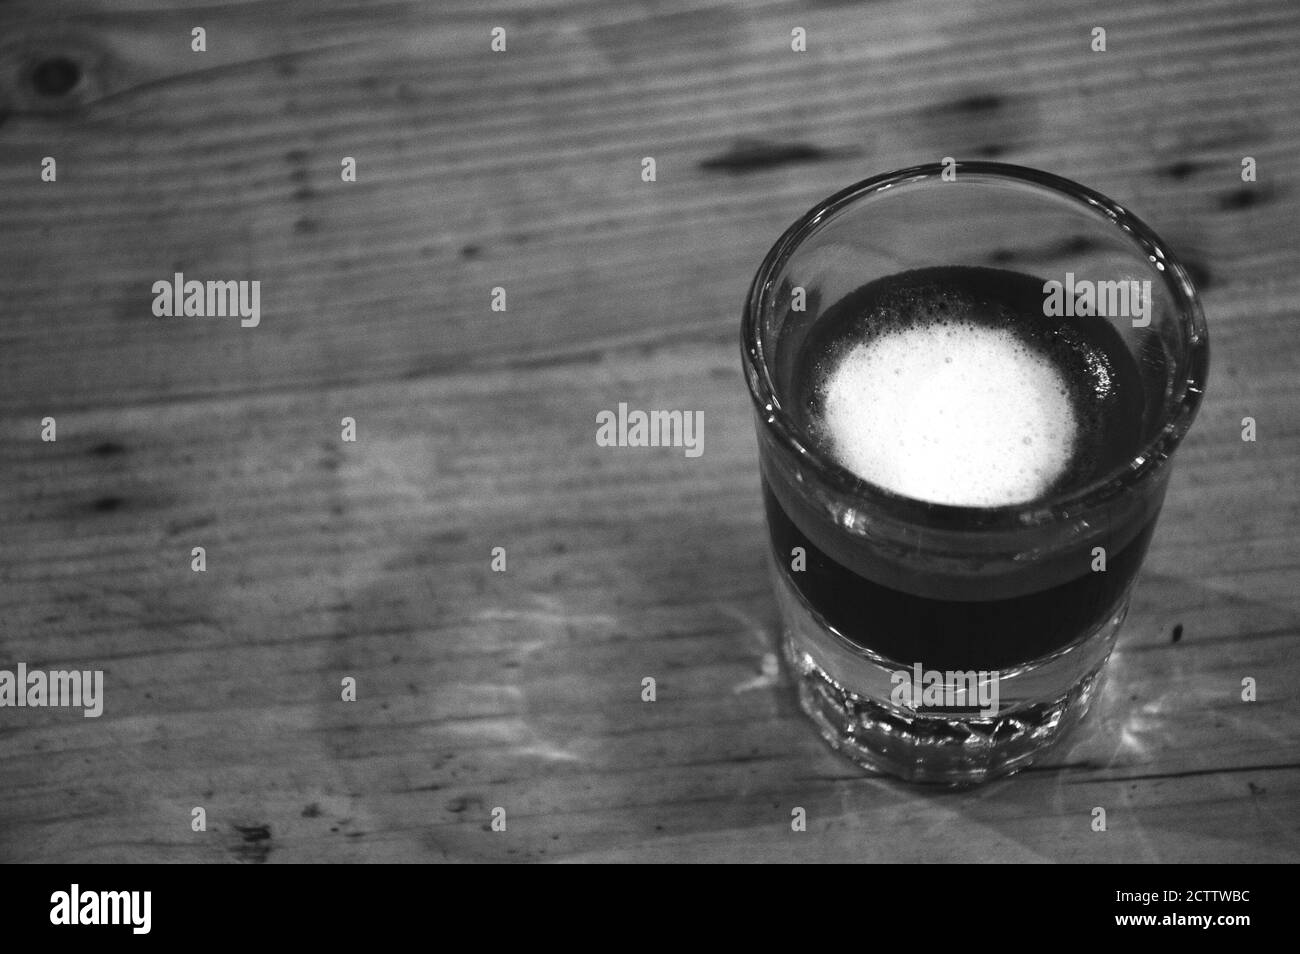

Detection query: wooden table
xmin=1 ymin=0 xmax=1296 ymax=863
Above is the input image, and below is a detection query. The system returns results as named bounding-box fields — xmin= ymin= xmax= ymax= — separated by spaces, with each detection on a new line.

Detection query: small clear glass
xmin=742 ymin=162 xmax=1208 ymax=784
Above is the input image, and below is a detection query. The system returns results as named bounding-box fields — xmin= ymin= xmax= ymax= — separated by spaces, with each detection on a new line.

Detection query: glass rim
xmin=742 ymin=160 xmax=1210 ymax=529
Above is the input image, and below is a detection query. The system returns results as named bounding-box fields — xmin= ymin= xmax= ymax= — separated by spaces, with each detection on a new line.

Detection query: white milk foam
xmin=818 ymin=320 xmax=1078 ymax=507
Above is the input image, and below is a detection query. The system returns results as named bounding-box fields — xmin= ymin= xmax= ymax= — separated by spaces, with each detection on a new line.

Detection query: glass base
xmin=773 ymin=561 xmax=1129 ymax=785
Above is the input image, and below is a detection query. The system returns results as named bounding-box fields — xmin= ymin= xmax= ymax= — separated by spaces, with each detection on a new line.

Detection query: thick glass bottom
xmin=773 ymin=558 xmax=1130 ymax=785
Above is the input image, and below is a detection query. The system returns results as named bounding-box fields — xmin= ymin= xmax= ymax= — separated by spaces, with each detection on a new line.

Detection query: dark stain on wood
xmin=700 ymin=140 xmax=840 ymax=174
xmin=1179 ymin=255 xmax=1213 ymax=291
xmin=0 ymin=29 xmax=115 ymax=118
xmin=231 ymin=824 xmax=273 ymax=863
xmin=90 ymin=441 xmax=126 ymax=457
xmin=937 ymin=93 xmax=1006 ymax=115
xmin=1171 ymin=623 xmax=1184 ymax=643
xmin=31 ymin=57 xmax=81 ymax=97
xmin=1218 ymin=186 xmax=1268 ymax=211
xmin=446 ymin=795 xmax=482 ymax=814
xmin=167 ymin=514 xmax=215 ymax=534
xmin=1160 ymin=160 xmax=1201 ymax=180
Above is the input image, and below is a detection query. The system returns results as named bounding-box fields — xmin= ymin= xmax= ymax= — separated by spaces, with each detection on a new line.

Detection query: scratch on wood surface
xmin=442 ymin=717 xmax=584 ymax=764
xmin=474 ymin=609 xmax=617 ymax=628
xmin=733 ymin=653 xmax=780 ymax=694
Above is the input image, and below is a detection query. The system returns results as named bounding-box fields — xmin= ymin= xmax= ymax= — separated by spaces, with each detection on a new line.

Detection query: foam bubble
xmin=817 ymin=320 xmax=1078 ymax=507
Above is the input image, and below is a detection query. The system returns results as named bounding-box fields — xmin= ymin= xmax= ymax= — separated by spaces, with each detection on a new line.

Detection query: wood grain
xmin=0 ymin=0 xmax=1296 ymax=862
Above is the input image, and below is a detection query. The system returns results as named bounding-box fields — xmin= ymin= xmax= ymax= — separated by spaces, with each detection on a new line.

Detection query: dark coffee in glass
xmin=743 ymin=164 xmax=1208 ymax=783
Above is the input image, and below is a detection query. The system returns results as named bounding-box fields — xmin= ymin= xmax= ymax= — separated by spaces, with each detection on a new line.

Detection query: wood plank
xmin=0 ymin=0 xmax=1296 ymax=862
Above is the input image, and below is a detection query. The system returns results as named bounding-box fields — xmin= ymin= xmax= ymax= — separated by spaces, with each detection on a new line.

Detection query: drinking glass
xmin=741 ymin=162 xmax=1209 ymax=784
